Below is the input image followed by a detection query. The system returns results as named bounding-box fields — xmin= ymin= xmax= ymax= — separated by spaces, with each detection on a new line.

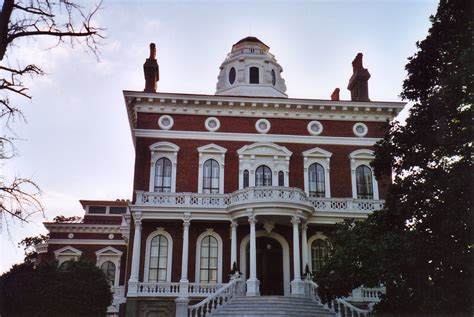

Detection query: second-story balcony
xmin=134 ymin=187 xmax=384 ymax=217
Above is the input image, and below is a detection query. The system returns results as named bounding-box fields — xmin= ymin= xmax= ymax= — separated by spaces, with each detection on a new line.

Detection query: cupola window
xmin=229 ymin=67 xmax=236 ymax=85
xmin=249 ymin=67 xmax=259 ymax=84
xmin=271 ymin=69 xmax=276 ymax=86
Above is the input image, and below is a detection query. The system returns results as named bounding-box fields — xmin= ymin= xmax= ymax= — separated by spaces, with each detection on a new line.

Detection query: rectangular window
xmin=88 ymin=206 xmax=106 ymax=214
xmin=109 ymin=207 xmax=126 ymax=214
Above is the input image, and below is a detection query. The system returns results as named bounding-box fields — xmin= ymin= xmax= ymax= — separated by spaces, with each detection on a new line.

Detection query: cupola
xmin=215 ymin=37 xmax=287 ymax=98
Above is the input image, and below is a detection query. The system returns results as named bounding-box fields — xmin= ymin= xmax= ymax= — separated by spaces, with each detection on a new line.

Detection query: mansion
xmin=37 ymin=37 xmax=404 ymax=317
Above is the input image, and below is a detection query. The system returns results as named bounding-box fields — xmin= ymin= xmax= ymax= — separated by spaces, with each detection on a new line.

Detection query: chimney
xmin=347 ymin=53 xmax=370 ymax=101
xmin=331 ymin=88 xmax=340 ymax=101
xmin=144 ymin=43 xmax=159 ymax=93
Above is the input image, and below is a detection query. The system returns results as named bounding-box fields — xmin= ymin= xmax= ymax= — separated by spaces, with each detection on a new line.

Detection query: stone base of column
xmin=175 ymin=297 xmax=190 ymax=317
xmin=246 ymin=278 xmax=260 ymax=296
xmin=291 ymin=278 xmax=305 ymax=296
xmin=127 ymin=279 xmax=138 ymax=297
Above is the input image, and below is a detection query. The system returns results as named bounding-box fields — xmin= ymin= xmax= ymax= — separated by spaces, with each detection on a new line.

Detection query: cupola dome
xmin=215 ymin=37 xmax=287 ymax=98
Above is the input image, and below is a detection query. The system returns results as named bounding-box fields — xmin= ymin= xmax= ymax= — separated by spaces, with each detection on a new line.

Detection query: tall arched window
xmin=203 ymin=159 xmax=220 ymax=194
xmin=200 ymin=236 xmax=218 ymax=283
xmin=249 ymin=67 xmax=259 ymax=84
xmin=101 ymin=261 xmax=116 ymax=286
xmin=154 ymin=158 xmax=172 ymax=192
xmin=243 ymin=170 xmax=249 ymax=188
xmin=149 ymin=235 xmax=168 ymax=282
xmin=356 ymin=165 xmax=374 ymax=199
xmin=308 ymin=163 xmax=325 ymax=197
xmin=255 ymin=165 xmax=272 ymax=186
xmin=311 ymin=239 xmax=329 ymax=273
xmin=278 ymin=171 xmax=284 ymax=186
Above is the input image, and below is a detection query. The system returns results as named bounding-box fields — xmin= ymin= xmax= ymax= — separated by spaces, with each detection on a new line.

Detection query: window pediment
xmin=95 ymin=246 xmax=123 ymax=257
xmin=54 ymin=246 xmax=82 ymax=256
xmin=302 ymin=147 xmax=333 ymax=158
xmin=237 ymin=142 xmax=292 ymax=158
xmin=349 ymin=149 xmax=374 ymax=160
xmin=149 ymin=141 xmax=180 ymax=153
xmin=197 ymin=143 xmax=227 ymax=154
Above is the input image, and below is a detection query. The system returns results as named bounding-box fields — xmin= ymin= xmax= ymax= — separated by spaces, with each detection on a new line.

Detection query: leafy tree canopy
xmin=316 ymin=0 xmax=472 ymax=315
xmin=0 ymin=258 xmax=112 ymax=317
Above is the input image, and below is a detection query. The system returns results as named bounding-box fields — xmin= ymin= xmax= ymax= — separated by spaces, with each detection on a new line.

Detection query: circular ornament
xmin=158 ymin=115 xmax=174 ymax=130
xmin=205 ymin=117 xmax=221 ymax=132
xmin=353 ymin=122 xmax=368 ymax=137
xmin=255 ymin=119 xmax=271 ymax=134
xmin=307 ymin=121 xmax=323 ymax=136
xmin=68 ymin=233 xmax=74 ymax=239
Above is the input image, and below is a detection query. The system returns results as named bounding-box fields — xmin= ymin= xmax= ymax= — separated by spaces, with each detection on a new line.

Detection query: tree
xmin=316 ymin=0 xmax=472 ymax=315
xmin=0 ymin=258 xmax=112 ymax=317
xmin=0 ymin=0 xmax=103 ymax=224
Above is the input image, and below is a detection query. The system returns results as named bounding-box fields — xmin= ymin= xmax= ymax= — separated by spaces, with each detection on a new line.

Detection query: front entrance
xmin=247 ymin=236 xmax=284 ymax=295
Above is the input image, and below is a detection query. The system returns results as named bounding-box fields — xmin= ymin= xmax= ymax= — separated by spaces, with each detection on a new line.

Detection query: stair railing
xmin=329 ymin=298 xmax=370 ymax=317
xmin=303 ymin=278 xmax=321 ymax=303
xmin=188 ymin=274 xmax=244 ymax=317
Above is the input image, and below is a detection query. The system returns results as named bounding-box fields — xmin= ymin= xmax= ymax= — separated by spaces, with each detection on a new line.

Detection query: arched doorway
xmin=246 ymin=236 xmax=284 ymax=295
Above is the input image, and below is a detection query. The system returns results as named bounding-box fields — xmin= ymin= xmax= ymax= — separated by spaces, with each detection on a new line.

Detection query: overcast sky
xmin=1 ymin=0 xmax=439 ymax=273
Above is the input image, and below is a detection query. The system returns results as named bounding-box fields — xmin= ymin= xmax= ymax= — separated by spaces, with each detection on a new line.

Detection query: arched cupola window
xmin=356 ymin=165 xmax=374 ymax=199
xmin=255 ymin=165 xmax=272 ymax=186
xmin=308 ymin=163 xmax=325 ymax=197
xmin=154 ymin=157 xmax=172 ymax=192
xmin=249 ymin=67 xmax=259 ymax=84
xmin=203 ymin=159 xmax=220 ymax=194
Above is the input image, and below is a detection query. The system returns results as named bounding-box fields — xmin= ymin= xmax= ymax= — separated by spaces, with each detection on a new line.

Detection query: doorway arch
xmin=240 ymin=231 xmax=290 ymax=296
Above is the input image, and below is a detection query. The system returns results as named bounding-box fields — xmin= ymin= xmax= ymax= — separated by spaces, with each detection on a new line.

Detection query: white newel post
xmin=301 ymin=223 xmax=308 ymax=275
xmin=127 ymin=211 xmax=142 ymax=296
xmin=246 ymin=214 xmax=260 ymax=296
xmin=291 ymin=216 xmax=304 ymax=295
xmin=230 ymin=221 xmax=238 ymax=270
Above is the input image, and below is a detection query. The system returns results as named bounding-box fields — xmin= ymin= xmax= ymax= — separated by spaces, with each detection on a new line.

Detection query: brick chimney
xmin=331 ymin=88 xmax=340 ymax=101
xmin=347 ymin=53 xmax=370 ymax=101
xmin=144 ymin=43 xmax=159 ymax=93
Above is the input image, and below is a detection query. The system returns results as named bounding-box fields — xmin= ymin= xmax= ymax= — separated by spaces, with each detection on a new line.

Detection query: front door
xmin=247 ymin=237 xmax=284 ymax=295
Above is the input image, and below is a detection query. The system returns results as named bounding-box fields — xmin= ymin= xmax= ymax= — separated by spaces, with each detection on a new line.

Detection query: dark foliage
xmin=316 ymin=0 xmax=472 ymax=315
xmin=0 ymin=258 xmax=112 ymax=317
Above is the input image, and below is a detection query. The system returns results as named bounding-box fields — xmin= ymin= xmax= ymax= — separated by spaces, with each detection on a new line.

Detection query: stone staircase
xmin=209 ymin=295 xmax=335 ymax=317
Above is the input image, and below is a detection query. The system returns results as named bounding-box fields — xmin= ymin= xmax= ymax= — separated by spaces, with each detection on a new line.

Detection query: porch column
xmin=301 ymin=222 xmax=309 ymax=276
xmin=230 ymin=220 xmax=238 ymax=270
xmin=246 ymin=214 xmax=260 ymax=296
xmin=179 ymin=213 xmax=191 ymax=297
xmin=291 ymin=216 xmax=304 ymax=295
xmin=127 ymin=211 xmax=142 ymax=296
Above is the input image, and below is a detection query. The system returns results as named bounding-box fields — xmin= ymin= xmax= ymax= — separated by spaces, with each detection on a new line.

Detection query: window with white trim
xmin=95 ymin=246 xmax=123 ymax=287
xmin=54 ymin=246 xmax=82 ymax=267
xmin=144 ymin=229 xmax=173 ymax=283
xmin=149 ymin=142 xmax=179 ymax=193
xmin=356 ymin=165 xmax=374 ymax=199
xmin=349 ymin=149 xmax=379 ymax=200
xmin=302 ymin=147 xmax=332 ymax=198
xmin=195 ymin=230 xmax=223 ymax=283
xmin=101 ymin=261 xmax=116 ymax=286
xmin=197 ymin=144 xmax=227 ymax=194
xmin=255 ymin=165 xmax=272 ymax=186
xmin=243 ymin=170 xmax=250 ymax=188
xmin=278 ymin=171 xmax=284 ymax=186
xmin=311 ymin=239 xmax=330 ymax=273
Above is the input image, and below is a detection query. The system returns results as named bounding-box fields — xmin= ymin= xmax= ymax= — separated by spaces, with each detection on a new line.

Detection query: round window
xmin=271 ymin=69 xmax=276 ymax=86
xmin=353 ymin=122 xmax=368 ymax=137
xmin=307 ymin=121 xmax=323 ymax=135
xmin=205 ymin=117 xmax=220 ymax=132
xmin=158 ymin=115 xmax=174 ymax=130
xmin=229 ymin=67 xmax=236 ymax=85
xmin=255 ymin=119 xmax=271 ymax=134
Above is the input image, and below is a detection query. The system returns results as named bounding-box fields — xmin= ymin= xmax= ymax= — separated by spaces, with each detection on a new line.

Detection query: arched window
xmin=101 ymin=261 xmax=116 ymax=286
xmin=249 ymin=67 xmax=259 ymax=84
xmin=278 ymin=171 xmax=284 ymax=186
xmin=59 ymin=260 xmax=72 ymax=270
xmin=203 ymin=159 xmax=220 ymax=194
xmin=311 ymin=239 xmax=329 ymax=273
xmin=149 ymin=234 xmax=169 ymax=282
xmin=255 ymin=165 xmax=272 ymax=186
xmin=308 ymin=163 xmax=325 ymax=197
xmin=243 ymin=170 xmax=249 ymax=188
xmin=356 ymin=165 xmax=374 ymax=199
xmin=154 ymin=158 xmax=172 ymax=192
xmin=200 ymin=235 xmax=218 ymax=283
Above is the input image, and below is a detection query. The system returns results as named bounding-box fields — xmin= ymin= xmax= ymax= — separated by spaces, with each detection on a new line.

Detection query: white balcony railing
xmin=136 ymin=282 xmax=226 ymax=297
xmin=135 ymin=187 xmax=384 ymax=215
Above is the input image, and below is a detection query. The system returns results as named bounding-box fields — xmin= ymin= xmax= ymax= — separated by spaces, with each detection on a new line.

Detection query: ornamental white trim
xmin=237 ymin=142 xmax=292 ymax=189
xmin=158 ymin=115 xmax=174 ymax=130
xmin=95 ymin=246 xmax=123 ymax=287
xmin=255 ymin=119 xmax=271 ymax=134
xmin=302 ymin=147 xmax=333 ymax=198
xmin=149 ymin=141 xmax=179 ymax=193
xmin=143 ymin=228 xmax=173 ymax=283
xmin=307 ymin=233 xmax=330 ymax=273
xmin=195 ymin=229 xmax=223 ymax=284
xmin=54 ymin=245 xmax=82 ymax=266
xmin=205 ymin=117 xmax=221 ymax=132
xmin=197 ymin=144 xmax=227 ymax=194
xmin=349 ymin=149 xmax=379 ymax=200
xmin=353 ymin=122 xmax=368 ymax=137
xmin=307 ymin=121 xmax=323 ymax=136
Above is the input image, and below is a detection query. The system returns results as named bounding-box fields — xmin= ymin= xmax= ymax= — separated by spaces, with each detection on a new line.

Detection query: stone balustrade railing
xmin=136 ymin=282 xmax=225 ymax=297
xmin=135 ymin=187 xmax=384 ymax=214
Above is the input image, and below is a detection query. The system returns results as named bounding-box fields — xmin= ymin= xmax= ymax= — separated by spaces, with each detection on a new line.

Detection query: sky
xmin=1 ymin=0 xmax=439 ymax=273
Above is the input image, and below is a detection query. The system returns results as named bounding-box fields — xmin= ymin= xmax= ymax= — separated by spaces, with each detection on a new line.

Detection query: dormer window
xmin=249 ymin=67 xmax=259 ymax=84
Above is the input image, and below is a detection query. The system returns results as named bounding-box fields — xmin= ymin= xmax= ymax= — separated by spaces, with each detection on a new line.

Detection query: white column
xmin=246 ymin=214 xmax=260 ymax=296
xmin=127 ymin=212 xmax=142 ymax=296
xmin=291 ymin=216 xmax=304 ymax=295
xmin=179 ymin=214 xmax=191 ymax=297
xmin=301 ymin=222 xmax=309 ymax=276
xmin=230 ymin=221 xmax=238 ymax=271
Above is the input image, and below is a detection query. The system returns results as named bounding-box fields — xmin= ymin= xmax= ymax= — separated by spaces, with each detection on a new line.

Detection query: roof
xmin=233 ymin=36 xmax=269 ymax=49
xmin=79 ymin=199 xmax=129 ymax=208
